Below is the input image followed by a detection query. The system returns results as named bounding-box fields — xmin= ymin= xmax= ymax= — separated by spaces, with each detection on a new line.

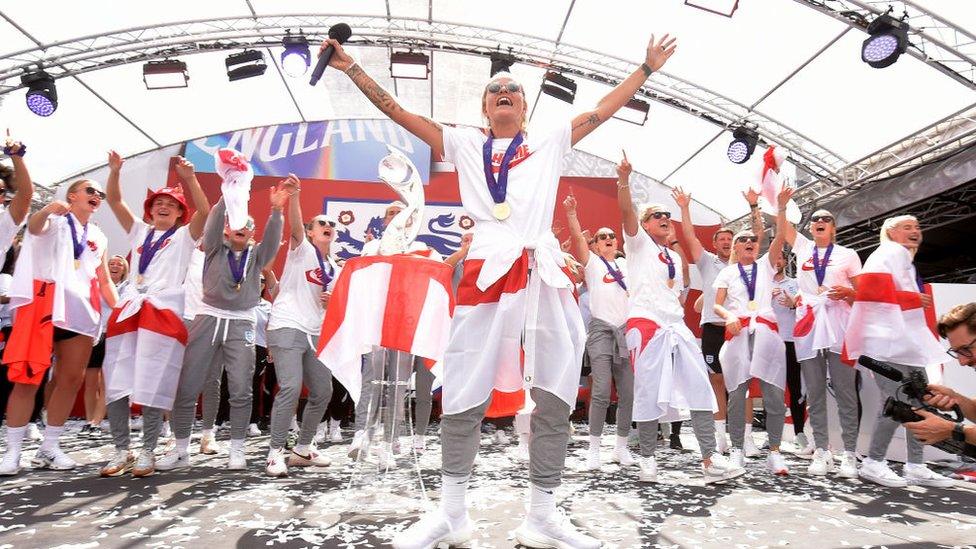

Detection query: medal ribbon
xmin=138 ymin=226 xmax=178 ymax=277
xmin=598 ymin=256 xmax=627 ymax=291
xmin=656 ymin=242 xmax=676 ymax=281
xmin=482 ymin=131 xmax=524 ymax=206
xmin=737 ymin=262 xmax=758 ymax=304
xmin=314 ymin=246 xmax=335 ymax=288
xmin=812 ymin=243 xmax=833 ymax=287
xmin=66 ymin=213 xmax=89 ymax=262
xmin=227 ymin=246 xmax=251 ymax=286
xmin=915 ymin=272 xmax=924 ymax=293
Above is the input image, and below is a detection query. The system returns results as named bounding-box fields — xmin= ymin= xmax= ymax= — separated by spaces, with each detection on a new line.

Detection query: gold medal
xmin=73 ymin=259 xmax=81 ymax=270
xmin=818 ymin=285 xmax=828 ymax=294
xmin=136 ymin=274 xmax=144 ymax=285
xmin=234 ymin=283 xmax=242 ymax=292
xmin=492 ymin=201 xmax=511 ymax=220
xmin=667 ymin=278 xmax=675 ymax=289
xmin=748 ymin=300 xmax=758 ymax=311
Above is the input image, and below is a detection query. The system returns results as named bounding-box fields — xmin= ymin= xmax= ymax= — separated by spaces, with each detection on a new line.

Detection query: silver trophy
xmin=377 ymin=145 xmax=424 ymax=255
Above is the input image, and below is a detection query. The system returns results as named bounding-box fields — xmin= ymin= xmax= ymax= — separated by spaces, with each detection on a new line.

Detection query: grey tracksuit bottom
xmin=801 ymin=350 xmax=860 ymax=452
xmin=267 ymin=327 xmax=333 ymax=449
xmin=442 ymin=387 xmax=569 ymax=489
xmin=637 ymin=410 xmax=716 ymax=459
xmin=107 ymin=399 xmax=164 ymax=452
xmin=586 ymin=319 xmax=634 ymax=438
xmin=868 ymin=361 xmax=926 ymax=464
xmin=414 ymin=356 xmax=435 ymax=436
xmin=354 ymin=347 xmax=413 ymax=441
xmin=728 ymin=379 xmax=786 ymax=449
xmin=171 ymin=315 xmax=256 ymax=441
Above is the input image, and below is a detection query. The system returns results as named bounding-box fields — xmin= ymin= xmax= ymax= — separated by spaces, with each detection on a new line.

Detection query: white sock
xmin=715 ymin=420 xmax=726 ymax=432
xmin=440 ymin=474 xmax=469 ymax=519
xmin=230 ymin=438 xmax=245 ymax=452
xmin=175 ymin=437 xmax=190 ymax=455
xmin=744 ymin=424 xmax=753 ymax=435
xmin=294 ymin=444 xmax=310 ymax=456
xmin=529 ymin=484 xmax=557 ymax=519
xmin=5 ymin=425 xmax=26 ymax=456
xmin=615 ymin=435 xmax=629 ymax=450
xmin=588 ymin=435 xmax=601 ymax=451
xmin=39 ymin=425 xmax=65 ymax=452
xmin=201 ymin=428 xmax=213 ymax=439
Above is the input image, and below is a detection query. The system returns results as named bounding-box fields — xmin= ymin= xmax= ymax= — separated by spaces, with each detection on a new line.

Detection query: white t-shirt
xmin=583 ymin=254 xmax=629 ymax=327
xmin=696 ymin=250 xmax=728 ymax=326
xmin=713 ymin=254 xmax=777 ymax=321
xmin=792 ymin=233 xmax=861 ymax=295
xmin=0 ymin=273 xmax=13 ymax=329
xmin=771 ymin=274 xmax=799 ymax=342
xmin=33 ymin=213 xmax=107 ymax=336
xmin=183 ymin=248 xmax=204 ymax=321
xmin=444 ymin=124 xmax=569 ymax=236
xmin=0 ymin=207 xmax=22 ymax=270
xmin=623 ymin=228 xmax=685 ymax=326
xmin=268 ymin=239 xmax=340 ymax=336
xmin=255 ymin=298 xmax=272 ymax=347
xmin=123 ymin=221 xmax=196 ymax=300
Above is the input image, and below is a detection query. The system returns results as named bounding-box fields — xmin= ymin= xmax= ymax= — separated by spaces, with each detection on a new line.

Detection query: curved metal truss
xmin=0 ymin=14 xmax=848 ymax=185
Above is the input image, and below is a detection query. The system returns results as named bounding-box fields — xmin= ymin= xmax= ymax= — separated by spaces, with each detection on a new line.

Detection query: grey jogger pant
xmin=414 ymin=355 xmax=435 ymax=436
xmin=586 ymin=320 xmax=634 ymax=437
xmin=442 ymin=387 xmax=570 ymax=489
xmin=728 ymin=379 xmax=786 ymax=449
xmin=354 ymin=347 xmax=413 ymax=440
xmin=267 ymin=327 xmax=333 ymax=449
xmin=801 ymin=350 xmax=860 ymax=452
xmin=868 ymin=361 xmax=926 ymax=464
xmin=637 ymin=410 xmax=716 ymax=459
xmin=171 ymin=315 xmax=256 ymax=441
xmin=201 ymin=362 xmax=223 ymax=431
xmin=106 ymin=398 xmax=164 ymax=451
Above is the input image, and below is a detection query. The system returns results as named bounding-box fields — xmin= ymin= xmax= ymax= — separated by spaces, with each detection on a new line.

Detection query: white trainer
xmin=493 ymin=429 xmax=510 ymax=445
xmin=728 ymin=448 xmax=745 ymax=469
xmin=584 ymin=445 xmax=601 ymax=471
xmin=514 ymin=508 xmax=601 ymax=549
xmin=0 ymin=452 xmax=22 ymax=476
xmin=288 ymin=447 xmax=331 ymax=467
xmin=903 ymin=463 xmax=954 ymax=488
xmin=132 ymin=449 xmax=156 ymax=478
xmin=247 ymin=423 xmax=262 ymax=437
xmin=838 ymin=451 xmax=859 ymax=479
xmin=26 ymin=423 xmax=43 ymax=442
xmin=228 ymin=447 xmax=247 ymax=470
xmin=715 ymin=429 xmax=729 ymax=454
xmin=347 ymin=430 xmax=367 ymax=459
xmin=766 ymin=451 xmax=789 ymax=476
xmin=200 ymin=433 xmax=223 ymax=455
xmin=32 ymin=447 xmax=78 ymax=470
xmin=390 ymin=508 xmax=472 ymax=549
xmin=155 ymin=450 xmax=190 ymax=471
xmin=160 ymin=421 xmax=172 ymax=439
xmin=703 ymin=454 xmax=745 ymax=483
xmin=412 ymin=435 xmax=426 ymax=451
xmin=611 ymin=444 xmax=636 ymax=467
xmin=859 ymin=458 xmax=907 ymax=488
xmin=100 ymin=449 xmax=134 ymax=477
xmin=329 ymin=420 xmax=343 ymax=443
xmin=794 ymin=433 xmax=815 ymax=457
xmin=266 ymin=447 xmax=288 ymax=477
xmin=808 ymin=448 xmax=835 ymax=476
xmin=516 ymin=437 xmax=530 ymax=462
xmin=638 ymin=456 xmax=657 ymax=482
xmin=743 ymin=433 xmax=761 ymax=458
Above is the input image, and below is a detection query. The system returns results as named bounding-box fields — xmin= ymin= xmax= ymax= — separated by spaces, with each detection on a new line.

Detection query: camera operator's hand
xmin=923 ymin=384 xmax=960 ymax=412
xmin=904 ymin=409 xmax=954 ymax=445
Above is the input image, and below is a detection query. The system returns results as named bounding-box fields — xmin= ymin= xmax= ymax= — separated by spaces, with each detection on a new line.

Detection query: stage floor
xmin=1 ymin=422 xmax=974 ymax=548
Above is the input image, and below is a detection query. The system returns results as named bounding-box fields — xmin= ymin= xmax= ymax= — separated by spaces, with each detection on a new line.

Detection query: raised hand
xmin=777 ymin=183 xmax=796 ymax=209
xmin=108 ymin=150 xmax=124 ymax=173
xmin=617 ymin=154 xmax=633 ymax=180
xmin=671 ymin=186 xmax=692 ymax=209
xmin=563 ymin=193 xmax=577 ymax=213
xmin=320 ymin=38 xmax=354 ymax=72
xmin=645 ymin=34 xmax=678 ymax=72
xmin=743 ymin=186 xmax=760 ymax=206
xmin=3 ymin=130 xmax=24 ymax=157
xmin=269 ymin=185 xmax=292 ymax=211
xmin=174 ymin=156 xmax=195 ymax=180
xmin=45 ymin=200 xmax=70 ymax=216
xmin=279 ymin=173 xmax=301 ymax=194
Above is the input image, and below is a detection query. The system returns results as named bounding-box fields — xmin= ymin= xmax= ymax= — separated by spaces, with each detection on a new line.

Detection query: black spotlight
xmin=490 ymin=50 xmax=516 ymax=76
xmin=727 ymin=126 xmax=758 ymax=164
xmin=280 ymin=30 xmax=311 ymax=78
xmin=861 ymin=13 xmax=909 ymax=69
xmin=541 ymin=71 xmax=576 ymax=104
xmin=226 ymin=50 xmax=267 ymax=81
xmin=22 ymin=70 xmax=57 ymax=117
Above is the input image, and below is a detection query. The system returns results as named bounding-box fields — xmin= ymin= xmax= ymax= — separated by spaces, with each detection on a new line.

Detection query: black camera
xmin=858 ymin=356 xmax=976 ymax=459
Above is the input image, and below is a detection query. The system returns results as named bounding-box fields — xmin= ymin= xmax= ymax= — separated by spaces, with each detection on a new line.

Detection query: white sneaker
xmin=838 ymin=451 xmax=859 ymax=479
xmin=375 ymin=444 xmax=398 ymax=470
xmin=391 ymin=508 xmax=472 ymax=549
xmin=728 ymin=448 xmax=745 ymax=469
xmin=160 ymin=422 xmax=172 ymax=439
xmin=200 ymin=433 xmax=222 ymax=455
xmin=703 ymin=454 xmax=745 ymax=483
xmin=347 ymin=430 xmax=366 ymax=459
xmin=288 ymin=447 xmax=331 ymax=467
xmin=412 ymin=435 xmax=426 ymax=451
xmin=766 ymin=451 xmax=789 ymax=476
xmin=514 ymin=509 xmax=601 ymax=549
xmin=100 ymin=449 xmax=134 ymax=477
xmin=329 ymin=420 xmax=343 ymax=443
xmin=859 ymin=458 xmax=907 ymax=488
xmin=313 ymin=424 xmax=328 ymax=445
xmin=266 ymin=448 xmax=288 ymax=477
xmin=638 ymin=456 xmax=657 ymax=482
xmin=0 ymin=451 xmax=22 ymax=476
xmin=715 ymin=429 xmax=729 ymax=454
xmin=584 ymin=445 xmax=601 ymax=471
xmin=794 ymin=433 xmax=815 ymax=457
xmin=903 ymin=463 xmax=955 ymax=488
xmin=32 ymin=447 xmax=78 ymax=470
xmin=516 ymin=438 xmax=530 ymax=462
xmin=247 ymin=423 xmax=262 ymax=437
xmin=130 ymin=417 xmax=143 ymax=431
xmin=26 ymin=423 xmax=43 ymax=442
xmin=132 ymin=449 xmax=156 ymax=478
xmin=743 ymin=433 xmax=761 ymax=458
xmin=611 ymin=444 xmax=636 ymax=467
xmin=228 ymin=447 xmax=247 ymax=470
xmin=808 ymin=448 xmax=835 ymax=476
xmin=155 ymin=450 xmax=190 ymax=471
xmin=493 ymin=429 xmax=510 ymax=445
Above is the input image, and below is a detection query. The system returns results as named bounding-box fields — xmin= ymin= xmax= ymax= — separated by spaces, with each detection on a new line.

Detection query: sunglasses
xmin=736 ymin=236 xmax=759 ymax=243
xmin=82 ymin=186 xmax=107 ymax=200
xmin=596 ymin=233 xmax=616 ymax=241
xmin=810 ymin=215 xmax=834 ymax=223
xmin=947 ymin=337 xmax=976 ymax=360
xmin=315 ymin=219 xmax=336 ymax=228
xmin=647 ymin=211 xmax=671 ymax=220
xmin=486 ymin=82 xmax=523 ymax=94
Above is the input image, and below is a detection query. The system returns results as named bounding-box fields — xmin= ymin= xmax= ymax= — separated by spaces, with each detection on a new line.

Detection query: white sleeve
xmin=713 ymin=266 xmax=733 ymax=290
xmin=442 ymin=125 xmax=480 ymax=165
xmin=126 ymin=219 xmax=149 ymax=248
xmin=792 ymin=232 xmax=812 ymax=258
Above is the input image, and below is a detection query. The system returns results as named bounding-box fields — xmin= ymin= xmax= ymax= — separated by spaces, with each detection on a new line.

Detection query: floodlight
xmin=143 ymin=59 xmax=189 ymax=90
xmin=727 ymin=126 xmax=758 ymax=164
xmin=281 ymin=30 xmax=311 ymax=78
xmin=22 ymin=70 xmax=57 ymax=116
xmin=541 ymin=71 xmax=576 ymax=104
xmin=862 ymin=13 xmax=909 ymax=68
xmin=390 ymin=51 xmax=430 ymax=80
xmin=612 ymin=98 xmax=650 ymax=125
xmin=226 ymin=50 xmax=267 ymax=81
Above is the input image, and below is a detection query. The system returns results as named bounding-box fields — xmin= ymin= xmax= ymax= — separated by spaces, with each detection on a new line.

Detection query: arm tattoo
xmin=420 ymin=116 xmax=443 ymax=134
xmin=572 ymin=113 xmax=601 ymax=131
xmin=347 ymin=64 xmax=403 ymax=117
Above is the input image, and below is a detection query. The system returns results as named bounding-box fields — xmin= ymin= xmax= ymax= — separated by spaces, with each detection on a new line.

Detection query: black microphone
xmin=309 ymin=23 xmax=352 ymax=86
xmin=858 ymin=355 xmax=905 ymax=382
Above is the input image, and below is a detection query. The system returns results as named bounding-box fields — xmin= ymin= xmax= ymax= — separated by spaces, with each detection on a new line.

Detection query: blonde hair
xmin=639 ymin=203 xmax=668 ymax=224
xmin=808 ymin=209 xmax=837 ymax=243
xmin=727 ymin=229 xmax=756 ymax=265
xmin=108 ymin=255 xmax=129 ymax=280
xmin=880 ymin=215 xmax=918 ymax=243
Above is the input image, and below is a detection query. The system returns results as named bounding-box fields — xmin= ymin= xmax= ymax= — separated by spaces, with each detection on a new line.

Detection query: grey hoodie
xmin=200 ymin=197 xmax=283 ymax=312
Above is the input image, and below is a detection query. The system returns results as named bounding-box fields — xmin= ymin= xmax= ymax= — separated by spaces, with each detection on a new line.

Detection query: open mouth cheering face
xmin=887 ymin=219 xmax=923 ymax=249
xmin=151 ymin=195 xmax=184 ymax=226
xmin=482 ymin=76 xmax=526 ymax=127
xmin=70 ymin=182 xmax=106 ymax=212
xmin=307 ymin=216 xmax=336 ymax=245
xmin=640 ymin=209 xmax=672 ymax=239
xmin=809 ymin=209 xmax=835 ymax=240
xmin=735 ymin=233 xmax=759 ymax=261
xmin=224 ymin=218 xmax=255 ymax=246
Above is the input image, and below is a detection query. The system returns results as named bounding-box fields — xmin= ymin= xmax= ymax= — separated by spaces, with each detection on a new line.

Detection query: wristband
xmin=953 ymin=422 xmax=966 ymax=442
xmin=343 ymin=62 xmax=358 ymax=74
xmin=750 ymin=203 xmax=758 ymax=210
xmin=640 ymin=63 xmax=653 ymax=77
xmin=2 ymin=143 xmax=25 ymax=157
xmin=617 ymin=184 xmax=629 ymax=190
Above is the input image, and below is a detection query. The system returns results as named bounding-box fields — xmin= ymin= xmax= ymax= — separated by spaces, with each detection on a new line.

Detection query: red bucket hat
xmin=143 ymin=186 xmax=190 ymax=225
